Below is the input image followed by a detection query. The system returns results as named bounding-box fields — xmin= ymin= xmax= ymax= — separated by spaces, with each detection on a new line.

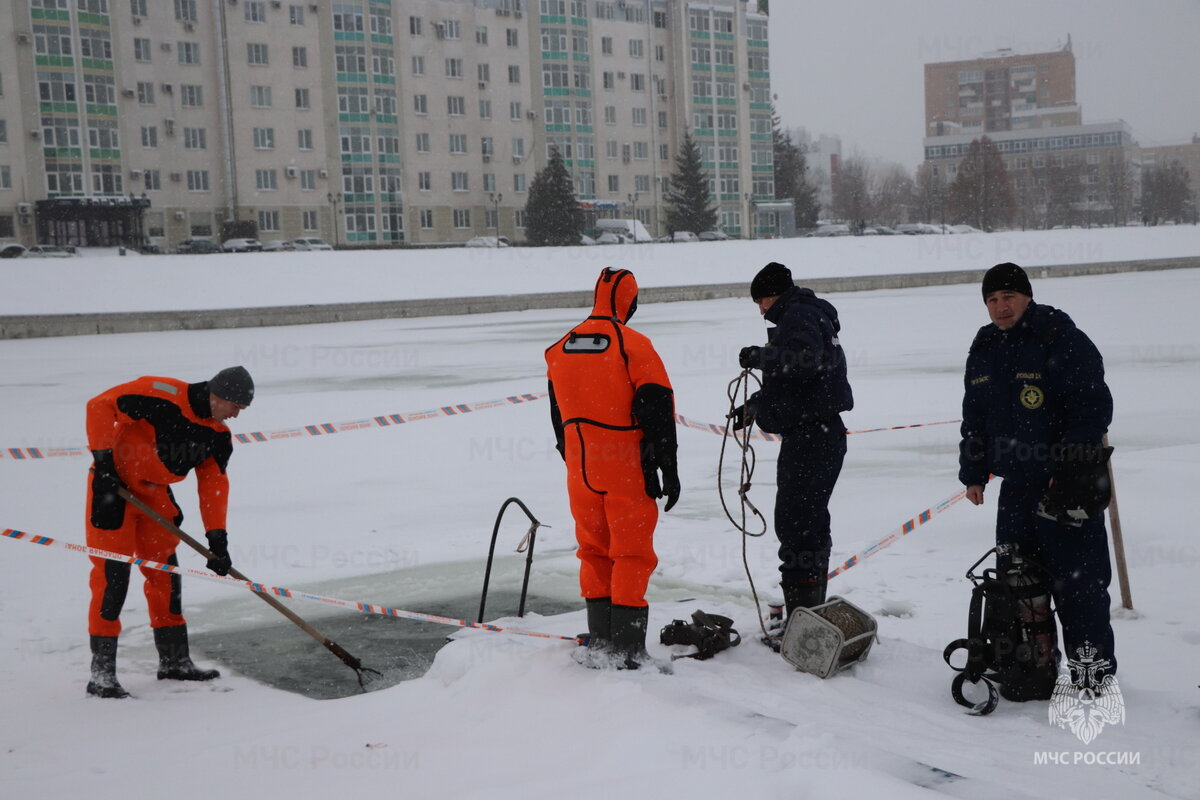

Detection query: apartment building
xmin=922 ymin=41 xmax=1144 ymax=227
xmin=0 ymin=0 xmax=771 ymax=248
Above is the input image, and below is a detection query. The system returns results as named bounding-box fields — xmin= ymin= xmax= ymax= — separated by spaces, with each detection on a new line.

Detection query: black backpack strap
xmin=659 ymin=610 xmax=741 ymax=661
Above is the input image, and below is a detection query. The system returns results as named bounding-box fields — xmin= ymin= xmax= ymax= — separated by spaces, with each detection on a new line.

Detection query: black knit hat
xmin=981 ymin=262 xmax=1033 ymax=299
xmin=209 ymin=366 xmax=254 ymax=406
xmin=751 ymin=262 xmax=794 ymax=301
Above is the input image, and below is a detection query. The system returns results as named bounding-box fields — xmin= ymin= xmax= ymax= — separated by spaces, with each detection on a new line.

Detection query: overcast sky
xmin=768 ymin=0 xmax=1200 ymax=170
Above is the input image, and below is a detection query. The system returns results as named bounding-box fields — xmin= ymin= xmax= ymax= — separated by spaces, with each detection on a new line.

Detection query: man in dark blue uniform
xmin=959 ymin=262 xmax=1116 ymax=688
xmin=732 ymin=263 xmax=854 ymax=622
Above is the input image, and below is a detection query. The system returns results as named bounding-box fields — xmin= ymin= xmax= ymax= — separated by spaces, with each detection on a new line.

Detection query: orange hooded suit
xmin=545 ymin=268 xmax=679 ymax=608
xmin=85 ymin=376 xmax=234 ymax=637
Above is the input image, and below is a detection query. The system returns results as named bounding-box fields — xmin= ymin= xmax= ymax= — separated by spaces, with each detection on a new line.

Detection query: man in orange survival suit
xmin=84 ymin=366 xmax=253 ymax=698
xmin=546 ymin=268 xmax=679 ymax=670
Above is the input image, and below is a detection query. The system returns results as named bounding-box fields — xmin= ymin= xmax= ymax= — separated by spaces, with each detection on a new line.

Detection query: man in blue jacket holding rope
xmin=731 ymin=262 xmax=853 ymax=634
xmin=959 ymin=262 xmax=1116 ymax=689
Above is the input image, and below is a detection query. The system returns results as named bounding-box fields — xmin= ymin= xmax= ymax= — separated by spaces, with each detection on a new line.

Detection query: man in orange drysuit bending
xmin=84 ymin=366 xmax=253 ymax=698
xmin=546 ymin=268 xmax=679 ymax=669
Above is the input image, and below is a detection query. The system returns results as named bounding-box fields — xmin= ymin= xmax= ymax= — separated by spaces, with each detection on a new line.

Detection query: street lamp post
xmin=490 ymin=192 xmax=503 ymax=236
xmin=326 ymin=191 xmax=341 ymax=248
xmin=627 ymin=192 xmax=639 ymax=221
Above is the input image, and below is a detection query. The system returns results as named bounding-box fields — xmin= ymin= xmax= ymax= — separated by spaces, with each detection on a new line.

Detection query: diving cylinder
xmin=1006 ymin=556 xmax=1054 ymax=666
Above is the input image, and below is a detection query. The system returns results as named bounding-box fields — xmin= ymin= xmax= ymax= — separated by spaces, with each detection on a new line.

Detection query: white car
xmin=221 ymin=238 xmax=263 ymax=252
xmin=292 ymin=237 xmax=334 ymax=251
xmin=595 ymin=232 xmax=630 ymax=245
xmin=23 ymin=245 xmax=76 ymax=258
xmin=262 ymin=239 xmax=296 ymax=251
xmin=465 ymin=236 xmax=510 ymax=248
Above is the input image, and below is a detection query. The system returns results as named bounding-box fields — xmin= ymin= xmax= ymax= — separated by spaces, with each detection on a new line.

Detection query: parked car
xmin=465 ymin=236 xmax=510 ymax=248
xmin=23 ymin=245 xmax=76 ymax=258
xmin=595 ymin=231 xmax=631 ymax=245
xmin=291 ymin=237 xmax=334 ymax=251
xmin=262 ymin=239 xmax=296 ymax=251
xmin=869 ymin=226 xmax=898 ymax=235
xmin=949 ymin=224 xmax=984 ymax=234
xmin=221 ymin=238 xmax=263 ymax=252
xmin=579 ymin=234 xmax=597 ymax=246
xmin=698 ymin=230 xmax=731 ymax=241
xmin=0 ymin=244 xmax=27 ymax=259
xmin=895 ymin=223 xmax=928 ymax=235
xmin=812 ymin=224 xmax=851 ymax=237
xmin=671 ymin=231 xmax=700 ymax=242
xmin=175 ymin=239 xmax=222 ymax=254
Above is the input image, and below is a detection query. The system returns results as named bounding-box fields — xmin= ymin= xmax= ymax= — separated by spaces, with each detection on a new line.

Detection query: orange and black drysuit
xmin=545 ymin=268 xmax=678 ymax=609
xmin=85 ymin=376 xmax=234 ymax=637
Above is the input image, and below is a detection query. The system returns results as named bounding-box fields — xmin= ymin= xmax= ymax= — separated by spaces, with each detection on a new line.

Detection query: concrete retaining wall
xmin=2 ymin=255 xmax=1196 ymax=340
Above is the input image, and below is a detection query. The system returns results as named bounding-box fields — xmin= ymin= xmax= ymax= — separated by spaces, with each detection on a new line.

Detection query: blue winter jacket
xmin=747 ymin=286 xmax=853 ymax=433
xmin=958 ymin=301 xmax=1112 ymax=488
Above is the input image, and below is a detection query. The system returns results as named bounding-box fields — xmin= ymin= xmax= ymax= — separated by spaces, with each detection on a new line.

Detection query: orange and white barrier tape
xmin=1 ymin=527 xmax=580 ymax=643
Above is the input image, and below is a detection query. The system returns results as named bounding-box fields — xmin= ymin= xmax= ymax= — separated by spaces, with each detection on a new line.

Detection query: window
xmin=655 ymin=44 xmax=665 ymax=62
xmin=476 ymin=26 xmax=488 ymax=45
xmin=630 ymin=74 xmax=645 ymax=92
xmin=510 ymin=101 xmax=523 ymax=120
xmin=174 ymin=0 xmax=197 ymax=23
xmin=410 ymin=16 xmax=422 ymax=35
xmin=292 ymin=46 xmax=308 ymax=68
xmin=629 ymin=39 xmax=643 ymax=58
xmin=448 ymin=96 xmax=465 ymax=116
xmin=253 ymin=127 xmax=274 ymax=149
xmin=483 ymin=173 xmax=496 ymax=192
xmin=446 ymin=58 xmax=463 ymax=79
xmin=247 ymin=43 xmax=268 ymax=66
xmin=414 ymin=94 xmax=427 ymax=114
xmin=412 ymin=55 xmax=425 ymax=76
xmin=420 ymin=209 xmax=434 ymax=229
xmin=180 ymin=84 xmax=202 ymax=107
xmin=300 ymin=170 xmax=316 ymax=190
xmin=513 ymin=173 xmax=526 ymax=192
xmin=256 ymin=169 xmax=278 ymax=191
xmin=544 ymin=63 xmax=569 ymax=89
xmin=515 ymin=209 xmax=526 ymax=229
xmin=137 ymin=81 xmax=155 ymax=104
xmin=452 ymin=172 xmax=469 ymax=191
xmin=449 ymin=133 xmax=467 ymax=154
xmin=634 ymin=141 xmax=648 ymax=159
xmin=245 ymin=1 xmax=266 ymax=22
xmin=632 ymin=108 xmax=646 ymax=126
xmin=506 ymin=28 xmax=518 ymax=47
xmin=259 ymin=211 xmax=279 ymax=231
xmin=133 ymin=38 xmax=151 ymax=62
xmin=607 ymin=175 xmax=619 ymax=192
xmin=186 ymin=169 xmax=209 ymax=191
xmin=606 ymin=140 xmax=618 ymax=159
xmin=512 ymin=137 xmax=525 ymax=158
xmin=250 ymin=85 xmax=272 ymax=107
xmin=131 ymin=0 xmax=147 ymax=16
xmin=178 ymin=42 xmax=201 ymax=65
xmin=143 ymin=169 xmax=161 ymax=191
xmin=478 ymin=63 xmax=491 ymax=84
xmin=418 ymin=171 xmax=431 ymax=191
xmin=658 ymin=111 xmax=667 ymax=129
xmin=508 ymin=65 xmax=521 ymax=84
xmin=601 ymin=36 xmax=613 ymax=55
xmin=443 ymin=20 xmax=461 ymax=39
xmin=140 ymin=125 xmax=157 ymax=147
xmin=479 ymin=99 xmax=492 ymax=119
xmin=603 ymin=71 xmax=614 ymax=90
xmin=453 ymin=209 xmax=471 ymax=229
xmin=183 ymin=127 xmax=206 ymax=149
xmin=295 ymin=88 xmax=310 ymax=109
xmin=289 ymin=4 xmax=305 ymax=25
xmin=604 ymin=105 xmax=616 ymax=124
xmin=303 ymin=210 xmax=318 ymax=230
xmin=481 ymin=136 xmax=494 ymax=157
xmin=635 ymin=175 xmax=650 ymax=192
xmin=370 ymin=8 xmax=392 ymax=36
xmin=416 ymin=132 xmax=430 ymax=153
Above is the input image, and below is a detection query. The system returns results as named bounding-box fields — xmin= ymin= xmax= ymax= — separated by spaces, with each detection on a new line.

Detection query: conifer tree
xmin=523 ymin=147 xmax=584 ymax=246
xmin=772 ymin=114 xmax=820 ymax=229
xmin=948 ymin=136 xmax=1015 ymax=231
xmin=665 ymin=132 xmax=718 ymax=235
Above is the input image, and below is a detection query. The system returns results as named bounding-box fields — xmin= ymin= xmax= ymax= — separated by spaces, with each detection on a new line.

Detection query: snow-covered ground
xmin=2 ymin=228 xmax=1198 ymax=798
xmin=2 ymin=224 xmax=1198 ymax=314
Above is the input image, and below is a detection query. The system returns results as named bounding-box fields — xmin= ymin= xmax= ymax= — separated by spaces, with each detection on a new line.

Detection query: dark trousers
xmin=775 ymin=418 xmax=847 ymax=586
xmin=996 ymin=480 xmax=1117 ymax=675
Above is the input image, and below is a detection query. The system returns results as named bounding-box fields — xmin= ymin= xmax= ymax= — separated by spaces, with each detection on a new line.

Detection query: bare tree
xmin=948 ymin=136 xmax=1015 ymax=231
xmin=914 ymin=163 xmax=946 ymax=224
xmin=871 ymin=163 xmax=915 ymax=226
xmin=1142 ymin=161 xmax=1192 ymax=224
xmin=1102 ymin=159 xmax=1136 ymax=226
xmin=1037 ymin=161 xmax=1084 ymax=229
xmin=832 ymin=158 xmax=872 ymax=229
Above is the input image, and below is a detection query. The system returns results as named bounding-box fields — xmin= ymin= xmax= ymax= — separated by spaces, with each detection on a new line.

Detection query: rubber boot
xmin=609 ymin=604 xmax=651 ymax=670
xmin=782 ymin=577 xmax=828 ymax=618
xmin=572 ymin=597 xmax=613 ymax=669
xmin=86 ymin=635 xmax=130 ymax=699
xmin=154 ymin=624 xmax=220 ymax=681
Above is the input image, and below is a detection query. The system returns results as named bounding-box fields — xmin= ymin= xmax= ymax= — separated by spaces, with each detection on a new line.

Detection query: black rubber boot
xmin=609 ymin=604 xmax=650 ymax=670
xmin=572 ymin=597 xmax=613 ymax=668
xmin=154 ymin=624 xmax=220 ymax=681
xmin=86 ymin=635 xmax=130 ymax=699
xmin=782 ymin=577 xmax=828 ymax=619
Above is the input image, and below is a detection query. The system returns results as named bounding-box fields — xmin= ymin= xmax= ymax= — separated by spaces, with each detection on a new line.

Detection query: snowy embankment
xmin=1 ymin=227 xmax=1198 ymax=798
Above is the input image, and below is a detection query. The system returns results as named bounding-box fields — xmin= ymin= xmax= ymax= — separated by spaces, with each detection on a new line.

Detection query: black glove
xmin=727 ymin=399 xmax=758 ymax=432
xmin=89 ymin=449 xmax=127 ymax=530
xmin=1039 ymin=444 xmax=1114 ymax=523
xmin=738 ymin=346 xmax=762 ymax=370
xmin=205 ymin=529 xmax=233 ymax=576
xmin=640 ymin=441 xmax=681 ymax=512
